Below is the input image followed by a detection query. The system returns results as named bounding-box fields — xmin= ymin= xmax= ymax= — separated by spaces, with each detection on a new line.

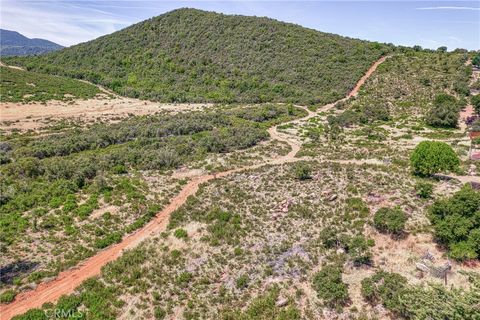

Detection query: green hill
xmin=4 ymin=8 xmax=389 ymax=104
xmin=0 ymin=66 xmax=100 ymax=103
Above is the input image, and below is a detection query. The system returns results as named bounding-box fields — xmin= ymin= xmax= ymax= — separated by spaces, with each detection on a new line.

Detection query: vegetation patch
xmin=5 ymin=8 xmax=388 ymax=104
xmin=0 ymin=66 xmax=100 ymax=102
xmin=429 ymin=185 xmax=480 ymax=260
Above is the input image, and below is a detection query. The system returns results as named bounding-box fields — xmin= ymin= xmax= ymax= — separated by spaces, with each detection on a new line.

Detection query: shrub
xmin=410 ymin=141 xmax=459 ymax=176
xmin=223 ymin=286 xmax=301 ymax=319
xmin=111 ymin=164 xmax=127 ymax=174
xmin=472 ymin=95 xmax=480 ymax=115
xmin=174 ymin=228 xmax=188 ymax=239
xmin=415 ymin=181 xmax=433 ymax=198
xmin=95 ymin=232 xmax=122 ymax=249
xmin=312 ymin=265 xmax=349 ymax=308
xmin=373 ymin=207 xmax=407 ymax=235
xmin=176 ymin=272 xmax=193 ymax=285
xmin=236 ymin=275 xmax=249 ymax=289
xmin=425 ymin=94 xmax=459 ymax=128
xmin=473 ymin=53 xmax=480 ymax=68
xmin=293 ymin=162 xmax=312 ymax=180
xmin=361 ymin=271 xmax=407 ymax=313
xmin=398 ymin=274 xmax=480 ymax=319
xmin=429 ymin=185 xmax=480 ymax=260
xmin=206 ymin=209 xmax=242 ymax=246
xmin=362 ymin=272 xmax=480 ymax=319
xmin=0 ymin=289 xmax=16 ymax=303
xmin=154 ymin=307 xmax=166 ymax=319
xmin=347 ymin=236 xmax=375 ymax=266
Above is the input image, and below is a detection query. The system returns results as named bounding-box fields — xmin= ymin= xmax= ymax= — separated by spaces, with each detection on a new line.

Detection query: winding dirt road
xmin=0 ymin=55 xmax=411 ymax=319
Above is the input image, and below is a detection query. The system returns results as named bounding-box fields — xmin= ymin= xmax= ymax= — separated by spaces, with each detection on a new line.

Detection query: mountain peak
xmin=0 ymin=29 xmax=64 ymax=57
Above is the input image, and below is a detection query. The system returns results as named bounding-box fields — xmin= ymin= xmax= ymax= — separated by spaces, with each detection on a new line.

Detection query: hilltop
xmin=0 ymin=29 xmax=63 ymax=57
xmin=4 ymin=8 xmax=389 ymax=104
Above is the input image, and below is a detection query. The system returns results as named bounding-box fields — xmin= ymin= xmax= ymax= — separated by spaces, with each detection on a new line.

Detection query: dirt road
xmin=1 ymin=56 xmax=390 ymax=319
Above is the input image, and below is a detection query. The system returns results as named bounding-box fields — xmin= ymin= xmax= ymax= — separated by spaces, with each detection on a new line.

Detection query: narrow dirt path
xmin=1 ymin=56 xmax=389 ymax=319
xmin=0 ymin=61 xmax=25 ymax=71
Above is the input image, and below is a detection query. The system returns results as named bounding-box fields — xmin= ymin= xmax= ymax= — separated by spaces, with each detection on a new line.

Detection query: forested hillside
xmin=4 ymin=8 xmax=389 ymax=104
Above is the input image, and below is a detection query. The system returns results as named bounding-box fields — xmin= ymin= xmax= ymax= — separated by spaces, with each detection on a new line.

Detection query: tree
xmin=437 ymin=46 xmax=447 ymax=53
xmin=294 ymin=162 xmax=312 ymax=180
xmin=425 ymin=94 xmax=459 ymax=128
xmin=472 ymin=95 xmax=480 ymax=115
xmin=313 ymin=265 xmax=349 ymax=308
xmin=373 ymin=207 xmax=408 ymax=235
xmin=429 ymin=185 xmax=480 ymax=260
xmin=410 ymin=141 xmax=459 ymax=176
xmin=473 ymin=53 xmax=480 ymax=68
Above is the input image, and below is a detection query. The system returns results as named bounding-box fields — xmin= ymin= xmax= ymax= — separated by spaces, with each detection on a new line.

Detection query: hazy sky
xmin=1 ymin=0 xmax=479 ymax=50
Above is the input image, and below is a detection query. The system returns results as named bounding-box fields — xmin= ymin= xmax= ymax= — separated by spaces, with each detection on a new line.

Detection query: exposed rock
xmin=276 ymin=297 xmax=288 ymax=307
xmin=328 ymin=194 xmax=337 ymax=201
xmin=416 ymin=262 xmax=430 ymax=273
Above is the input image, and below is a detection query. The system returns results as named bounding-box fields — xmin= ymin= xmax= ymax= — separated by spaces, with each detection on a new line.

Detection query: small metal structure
xmin=416 ymin=251 xmax=452 ymax=285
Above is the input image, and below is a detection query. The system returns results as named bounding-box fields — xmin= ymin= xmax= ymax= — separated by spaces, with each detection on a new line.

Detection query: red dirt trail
xmin=1 ymin=56 xmax=389 ymax=319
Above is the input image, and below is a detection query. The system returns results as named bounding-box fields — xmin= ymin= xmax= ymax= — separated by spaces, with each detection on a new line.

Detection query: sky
xmin=0 ymin=0 xmax=479 ymax=50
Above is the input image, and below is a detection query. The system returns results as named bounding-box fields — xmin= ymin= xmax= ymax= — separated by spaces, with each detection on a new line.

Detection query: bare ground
xmin=0 ymin=98 xmax=212 ymax=132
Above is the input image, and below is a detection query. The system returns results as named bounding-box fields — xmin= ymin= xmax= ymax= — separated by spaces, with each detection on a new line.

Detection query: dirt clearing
xmin=0 ymin=98 xmax=212 ymax=132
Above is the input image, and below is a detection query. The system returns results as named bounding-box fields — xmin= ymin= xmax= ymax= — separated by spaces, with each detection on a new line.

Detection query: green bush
xmin=236 ymin=275 xmax=249 ymax=289
xmin=429 ymin=185 xmax=480 ymax=260
xmin=473 ymin=53 xmax=480 ymax=68
xmin=0 ymin=289 xmax=16 ymax=303
xmin=174 ymin=228 xmax=188 ymax=239
xmin=410 ymin=141 xmax=459 ymax=176
xmin=472 ymin=95 xmax=480 ymax=115
xmin=176 ymin=272 xmax=193 ymax=285
xmin=312 ymin=265 xmax=349 ymax=308
xmin=205 ymin=209 xmax=242 ymax=246
xmin=111 ymin=164 xmax=127 ymax=174
xmin=222 ymin=286 xmax=300 ymax=319
xmin=95 ymin=232 xmax=122 ymax=249
xmin=373 ymin=207 xmax=408 ymax=235
xmin=397 ymin=273 xmax=480 ymax=319
xmin=362 ymin=271 xmax=480 ymax=319
xmin=361 ymin=271 xmax=407 ymax=314
xmin=154 ymin=307 xmax=166 ymax=319
xmin=293 ymin=162 xmax=312 ymax=180
xmin=415 ymin=181 xmax=433 ymax=198
xmin=425 ymin=94 xmax=459 ymax=128
xmin=347 ymin=236 xmax=375 ymax=266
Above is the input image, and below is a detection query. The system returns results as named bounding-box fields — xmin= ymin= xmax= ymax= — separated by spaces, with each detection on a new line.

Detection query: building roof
xmin=469 ymin=131 xmax=480 ymax=140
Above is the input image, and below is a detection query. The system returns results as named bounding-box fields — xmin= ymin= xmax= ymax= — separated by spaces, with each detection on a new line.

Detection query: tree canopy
xmin=429 ymin=185 xmax=480 ymax=260
xmin=425 ymin=94 xmax=459 ymax=128
xmin=410 ymin=141 xmax=459 ymax=176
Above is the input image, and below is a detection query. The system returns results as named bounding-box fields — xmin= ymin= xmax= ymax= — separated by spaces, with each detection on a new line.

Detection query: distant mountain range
xmin=0 ymin=29 xmax=64 ymax=57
